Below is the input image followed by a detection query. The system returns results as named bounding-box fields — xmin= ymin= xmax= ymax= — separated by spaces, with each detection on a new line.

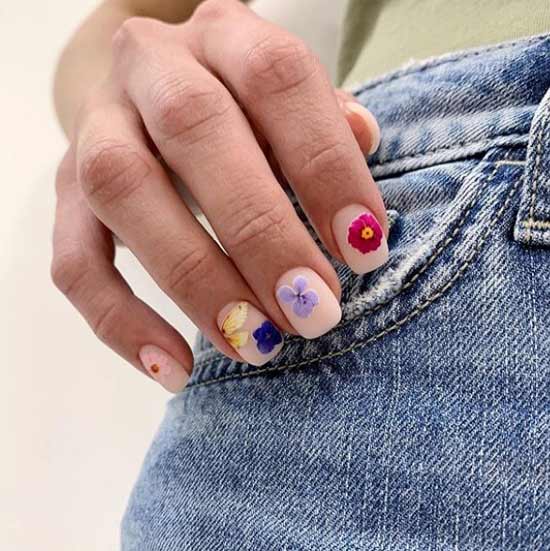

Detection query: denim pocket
xmin=190 ymin=146 xmax=526 ymax=388
xmin=344 ymin=147 xmax=526 ymax=324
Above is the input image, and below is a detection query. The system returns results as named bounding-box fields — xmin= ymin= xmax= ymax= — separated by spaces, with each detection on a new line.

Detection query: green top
xmin=338 ymin=0 xmax=550 ymax=86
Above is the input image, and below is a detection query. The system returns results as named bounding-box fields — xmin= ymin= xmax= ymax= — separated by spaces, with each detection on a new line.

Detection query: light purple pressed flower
xmin=277 ymin=276 xmax=319 ymax=318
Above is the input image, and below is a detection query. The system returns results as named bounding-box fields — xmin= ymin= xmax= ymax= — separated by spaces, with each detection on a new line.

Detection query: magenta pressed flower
xmin=277 ymin=276 xmax=319 ymax=318
xmin=347 ymin=212 xmax=383 ymax=254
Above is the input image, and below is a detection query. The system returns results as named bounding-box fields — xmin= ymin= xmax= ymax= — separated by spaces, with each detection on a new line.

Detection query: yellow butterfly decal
xmin=222 ymin=302 xmax=249 ymax=349
xmin=225 ymin=331 xmax=249 ymax=349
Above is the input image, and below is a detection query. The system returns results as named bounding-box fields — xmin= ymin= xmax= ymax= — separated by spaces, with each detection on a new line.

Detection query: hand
xmin=51 ymin=0 xmax=388 ymax=392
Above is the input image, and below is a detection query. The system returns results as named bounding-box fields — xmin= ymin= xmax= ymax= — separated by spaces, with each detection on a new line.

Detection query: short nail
xmin=139 ymin=345 xmax=189 ymax=393
xmin=218 ymin=301 xmax=284 ymax=366
xmin=333 ymin=204 xmax=389 ymax=274
xmin=344 ymin=101 xmax=381 ymax=154
xmin=275 ymin=268 xmax=341 ymax=339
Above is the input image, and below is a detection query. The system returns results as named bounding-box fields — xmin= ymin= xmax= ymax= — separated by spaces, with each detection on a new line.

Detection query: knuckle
xmin=51 ymin=251 xmax=89 ymax=297
xmin=91 ymin=301 xmax=121 ymax=344
xmin=224 ymin=196 xmax=288 ymax=255
xmin=149 ymin=74 xmax=230 ymax=144
xmin=165 ymin=248 xmax=211 ymax=298
xmin=191 ymin=0 xmax=231 ymax=23
xmin=112 ymin=16 xmax=157 ymax=54
xmin=242 ymin=35 xmax=317 ymax=97
xmin=78 ymin=140 xmax=151 ymax=207
xmin=296 ymin=140 xmax=352 ymax=183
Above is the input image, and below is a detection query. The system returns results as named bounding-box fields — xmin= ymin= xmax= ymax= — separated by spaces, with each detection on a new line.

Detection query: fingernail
xmin=218 ymin=301 xmax=284 ymax=366
xmin=344 ymin=102 xmax=381 ymax=154
xmin=333 ymin=204 xmax=389 ymax=274
xmin=275 ymin=268 xmax=341 ymax=339
xmin=139 ymin=345 xmax=189 ymax=393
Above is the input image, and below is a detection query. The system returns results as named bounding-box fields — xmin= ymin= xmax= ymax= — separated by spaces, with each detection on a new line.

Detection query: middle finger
xmin=190 ymin=1 xmax=390 ymax=276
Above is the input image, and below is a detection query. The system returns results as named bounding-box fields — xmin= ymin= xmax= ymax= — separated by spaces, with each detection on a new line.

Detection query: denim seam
xmin=521 ymin=220 xmax=550 ymax=229
xmin=522 ymin=93 xmax=550 ymax=239
xmin=370 ymin=132 xmax=527 ymax=169
xmin=188 ymin=167 xmax=521 ymax=389
xmin=353 ymin=35 xmax=548 ymax=95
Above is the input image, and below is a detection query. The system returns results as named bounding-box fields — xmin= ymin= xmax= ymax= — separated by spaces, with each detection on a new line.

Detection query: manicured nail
xmin=333 ymin=204 xmax=389 ymax=274
xmin=275 ymin=267 xmax=341 ymax=339
xmin=344 ymin=102 xmax=381 ymax=154
xmin=218 ymin=301 xmax=284 ymax=366
xmin=139 ymin=345 xmax=189 ymax=393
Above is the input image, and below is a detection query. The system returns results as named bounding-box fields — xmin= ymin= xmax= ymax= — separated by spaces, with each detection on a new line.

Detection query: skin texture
xmin=52 ymin=0 xmax=387 ymax=389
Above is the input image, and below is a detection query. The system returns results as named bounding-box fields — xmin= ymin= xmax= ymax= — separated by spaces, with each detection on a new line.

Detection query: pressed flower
xmin=252 ymin=320 xmax=283 ymax=354
xmin=221 ymin=302 xmax=249 ymax=348
xmin=347 ymin=212 xmax=383 ymax=254
xmin=277 ymin=276 xmax=319 ymax=318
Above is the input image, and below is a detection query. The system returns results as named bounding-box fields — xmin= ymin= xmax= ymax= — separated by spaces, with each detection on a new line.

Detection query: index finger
xmin=188 ymin=0 xmax=389 ymax=275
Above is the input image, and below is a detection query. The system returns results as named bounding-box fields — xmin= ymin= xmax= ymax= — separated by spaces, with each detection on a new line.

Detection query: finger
xmin=75 ymin=89 xmax=285 ymax=365
xmin=190 ymin=1 xmax=389 ymax=275
xmin=335 ymin=89 xmax=381 ymax=155
xmin=265 ymin=91 xmax=381 ymax=188
xmin=51 ymin=148 xmax=191 ymax=392
xmin=115 ymin=19 xmax=342 ymax=339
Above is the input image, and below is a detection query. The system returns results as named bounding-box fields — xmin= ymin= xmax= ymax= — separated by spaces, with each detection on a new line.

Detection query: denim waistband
xmin=354 ymin=34 xmax=550 ymax=178
xmin=190 ymin=34 xmax=550 ymax=385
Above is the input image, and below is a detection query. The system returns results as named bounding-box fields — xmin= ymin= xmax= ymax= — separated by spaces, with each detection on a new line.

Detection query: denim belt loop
xmin=514 ymin=86 xmax=550 ymax=247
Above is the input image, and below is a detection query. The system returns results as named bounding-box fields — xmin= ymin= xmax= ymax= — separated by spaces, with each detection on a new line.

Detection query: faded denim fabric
xmin=122 ymin=35 xmax=550 ymax=550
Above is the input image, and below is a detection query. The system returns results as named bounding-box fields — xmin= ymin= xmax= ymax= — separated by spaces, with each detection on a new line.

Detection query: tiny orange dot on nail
xmin=151 ymin=364 xmax=160 ymax=374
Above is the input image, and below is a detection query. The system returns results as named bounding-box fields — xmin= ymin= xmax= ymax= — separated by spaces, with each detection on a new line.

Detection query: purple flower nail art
xmin=253 ymin=321 xmax=283 ymax=354
xmin=277 ymin=276 xmax=319 ymax=318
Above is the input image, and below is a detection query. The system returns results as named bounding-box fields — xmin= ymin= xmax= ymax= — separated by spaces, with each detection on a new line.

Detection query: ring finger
xmin=76 ymin=87 xmax=285 ymax=367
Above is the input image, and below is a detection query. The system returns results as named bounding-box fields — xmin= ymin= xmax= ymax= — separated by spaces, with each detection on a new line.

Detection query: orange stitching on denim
xmin=521 ymin=219 xmax=550 ymax=230
xmin=188 ymin=170 xmax=522 ymax=390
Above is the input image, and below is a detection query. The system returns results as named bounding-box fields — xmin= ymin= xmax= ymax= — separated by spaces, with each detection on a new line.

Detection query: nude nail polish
xmin=139 ymin=345 xmax=189 ymax=393
xmin=333 ymin=204 xmax=389 ymax=275
xmin=275 ymin=267 xmax=341 ymax=339
xmin=344 ymin=101 xmax=381 ymax=154
xmin=218 ymin=301 xmax=284 ymax=367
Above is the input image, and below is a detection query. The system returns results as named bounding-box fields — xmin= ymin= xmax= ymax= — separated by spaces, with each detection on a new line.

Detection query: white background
xmin=0 ymin=1 xmax=345 ymax=549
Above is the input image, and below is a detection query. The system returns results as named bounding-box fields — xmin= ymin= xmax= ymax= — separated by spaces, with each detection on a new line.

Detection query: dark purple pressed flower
xmin=252 ymin=321 xmax=283 ymax=354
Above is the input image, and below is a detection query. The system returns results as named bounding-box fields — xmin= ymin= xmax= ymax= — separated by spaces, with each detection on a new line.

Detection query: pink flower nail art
xmin=347 ymin=212 xmax=383 ymax=254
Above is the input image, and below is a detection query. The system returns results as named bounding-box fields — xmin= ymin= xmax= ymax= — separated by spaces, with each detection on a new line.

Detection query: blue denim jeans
xmin=122 ymin=35 xmax=550 ymax=550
